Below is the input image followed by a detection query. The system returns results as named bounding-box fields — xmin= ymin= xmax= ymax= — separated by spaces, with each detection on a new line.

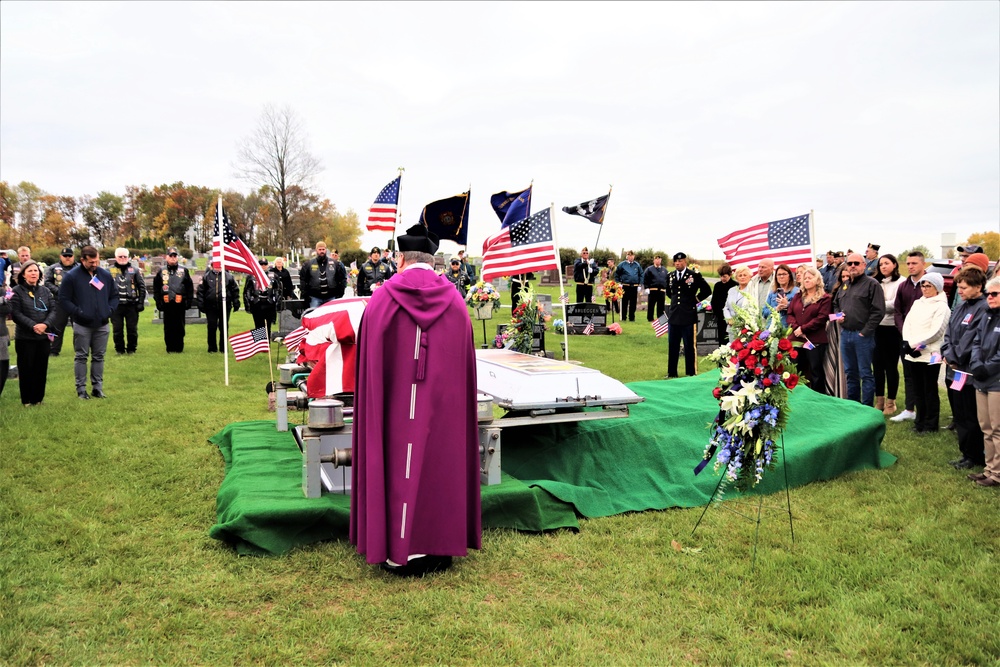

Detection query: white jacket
xmin=901 ymin=292 xmax=949 ymax=364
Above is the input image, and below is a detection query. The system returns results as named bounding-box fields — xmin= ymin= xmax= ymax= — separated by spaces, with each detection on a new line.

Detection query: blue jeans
xmin=309 ymin=296 xmax=335 ymax=310
xmin=840 ymin=329 xmax=875 ymax=406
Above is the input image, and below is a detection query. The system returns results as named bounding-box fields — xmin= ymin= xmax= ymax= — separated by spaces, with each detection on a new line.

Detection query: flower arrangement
xmin=349 ymin=267 xmax=360 ymax=290
xmin=466 ymin=280 xmax=502 ymax=306
xmin=607 ymin=322 xmax=622 ymax=335
xmin=553 ymin=318 xmax=565 ymax=334
xmin=699 ymin=293 xmax=799 ymax=495
xmin=602 ymin=279 xmax=624 ymax=302
xmin=496 ymin=284 xmax=549 ymax=354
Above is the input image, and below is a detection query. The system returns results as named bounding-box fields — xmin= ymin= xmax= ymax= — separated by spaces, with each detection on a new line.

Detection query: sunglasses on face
xmin=845 ymin=261 xmax=862 ymax=266
xmin=986 ymin=291 xmax=1000 ymax=298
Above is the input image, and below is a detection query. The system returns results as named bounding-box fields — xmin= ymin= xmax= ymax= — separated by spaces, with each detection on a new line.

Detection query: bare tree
xmin=234 ymin=105 xmax=323 ymax=253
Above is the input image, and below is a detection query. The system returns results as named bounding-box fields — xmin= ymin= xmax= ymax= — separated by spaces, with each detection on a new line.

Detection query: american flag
xmin=652 ymin=313 xmax=669 ymax=338
xmin=559 ymin=292 xmax=569 ymax=304
xmin=366 ymin=176 xmax=400 ymax=232
xmin=480 ymin=207 xmax=560 ymax=283
xmin=582 ymin=319 xmax=594 ymax=336
xmin=281 ymin=325 xmax=308 ymax=355
xmin=230 ymin=327 xmax=270 ymax=361
xmin=716 ymin=214 xmax=813 ymax=274
xmin=212 ymin=206 xmax=270 ymax=289
xmin=295 ymin=297 xmax=369 ymax=397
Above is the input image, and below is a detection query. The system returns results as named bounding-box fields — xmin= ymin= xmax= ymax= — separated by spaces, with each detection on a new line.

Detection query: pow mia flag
xmin=562 ymin=193 xmax=610 ymax=224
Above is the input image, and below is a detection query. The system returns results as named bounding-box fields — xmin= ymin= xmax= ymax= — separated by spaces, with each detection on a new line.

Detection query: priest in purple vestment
xmin=350 ymin=223 xmax=482 ymax=576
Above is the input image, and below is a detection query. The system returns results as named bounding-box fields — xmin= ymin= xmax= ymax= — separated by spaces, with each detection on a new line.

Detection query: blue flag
xmin=490 ymin=185 xmax=532 ymax=228
xmin=420 ymin=191 xmax=470 ymax=245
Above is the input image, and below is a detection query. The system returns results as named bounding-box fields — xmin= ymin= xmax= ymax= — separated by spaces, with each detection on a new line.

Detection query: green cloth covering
xmin=500 ymin=371 xmax=895 ymax=516
xmin=208 ymin=421 xmax=579 ymax=556
xmin=209 ymin=372 xmax=895 ymax=555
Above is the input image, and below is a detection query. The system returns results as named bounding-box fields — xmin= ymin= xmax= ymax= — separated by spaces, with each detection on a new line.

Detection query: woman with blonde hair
xmin=787 ymin=265 xmax=832 ymax=394
xmin=723 ymin=264 xmax=753 ymax=341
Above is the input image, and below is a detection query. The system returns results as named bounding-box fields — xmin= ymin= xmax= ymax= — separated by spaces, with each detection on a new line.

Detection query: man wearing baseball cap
xmin=43 ymin=247 xmax=79 ymax=356
xmin=152 ymin=247 xmax=194 ymax=352
xmin=358 ymin=246 xmax=394 ymax=297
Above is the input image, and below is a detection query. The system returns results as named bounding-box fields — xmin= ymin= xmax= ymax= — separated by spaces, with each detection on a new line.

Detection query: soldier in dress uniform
xmin=357 ymin=247 xmax=394 ymax=297
xmin=43 ymin=247 xmax=79 ymax=356
xmin=153 ymin=247 xmax=194 ymax=353
xmin=573 ymin=247 xmax=598 ymax=303
xmin=109 ymin=247 xmax=147 ymax=355
xmin=197 ymin=260 xmax=240 ymax=353
xmin=665 ymin=251 xmax=711 ymax=378
xmin=243 ymin=258 xmax=282 ymax=337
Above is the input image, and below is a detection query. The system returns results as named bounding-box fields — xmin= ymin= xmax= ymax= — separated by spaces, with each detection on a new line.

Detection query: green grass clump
xmin=1 ymin=309 xmax=998 ymax=665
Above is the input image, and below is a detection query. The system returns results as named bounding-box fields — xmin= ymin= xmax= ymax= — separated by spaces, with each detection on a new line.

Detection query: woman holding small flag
xmin=873 ymin=254 xmax=903 ymax=415
xmin=9 ymin=260 xmax=57 ymax=405
xmin=787 ymin=266 xmax=832 ymax=395
xmin=900 ymin=272 xmax=950 ymax=434
xmin=941 ymin=266 xmax=988 ymax=470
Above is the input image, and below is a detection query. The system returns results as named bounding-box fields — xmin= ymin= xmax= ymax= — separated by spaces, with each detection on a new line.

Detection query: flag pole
xmin=809 ymin=209 xmax=816 ymax=260
xmin=550 ymin=203 xmax=570 ymax=361
xmin=218 ymin=196 xmax=230 ymax=386
xmin=390 ymin=166 xmax=404 ymax=250
xmin=591 ymin=185 xmax=613 ymax=252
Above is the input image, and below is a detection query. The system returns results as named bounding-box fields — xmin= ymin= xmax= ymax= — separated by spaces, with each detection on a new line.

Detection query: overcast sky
xmin=2 ymin=1 xmax=997 ymax=260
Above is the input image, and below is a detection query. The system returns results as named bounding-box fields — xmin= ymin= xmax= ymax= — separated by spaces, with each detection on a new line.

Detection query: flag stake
xmin=218 ymin=196 xmax=230 ymax=386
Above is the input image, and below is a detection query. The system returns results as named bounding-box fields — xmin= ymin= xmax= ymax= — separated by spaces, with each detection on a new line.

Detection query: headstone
xmin=696 ymin=312 xmax=720 ymax=355
xmin=565 ymin=303 xmax=609 ymax=335
xmin=536 ymin=293 xmax=553 ymax=317
xmin=495 ymin=324 xmax=545 ymax=353
xmin=538 ymin=269 xmax=560 ymax=285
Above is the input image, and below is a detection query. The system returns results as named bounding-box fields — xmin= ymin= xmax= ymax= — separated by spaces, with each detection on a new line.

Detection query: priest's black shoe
xmin=91 ymin=389 xmax=107 ymax=399
xmin=78 ymin=391 xmax=91 ymax=400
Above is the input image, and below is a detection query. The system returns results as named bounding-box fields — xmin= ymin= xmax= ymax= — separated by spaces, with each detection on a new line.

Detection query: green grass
xmin=1 ymin=308 xmax=998 ymax=666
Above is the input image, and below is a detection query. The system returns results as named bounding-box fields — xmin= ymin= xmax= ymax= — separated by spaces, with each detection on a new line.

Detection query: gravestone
xmin=538 ymin=269 xmax=560 ymax=285
xmin=495 ymin=324 xmax=545 ymax=353
xmin=696 ymin=311 xmax=720 ymax=355
xmin=536 ymin=293 xmax=553 ymax=317
xmin=565 ymin=303 xmax=609 ymax=335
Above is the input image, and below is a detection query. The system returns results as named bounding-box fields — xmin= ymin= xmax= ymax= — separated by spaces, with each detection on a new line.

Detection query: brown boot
xmin=883 ymin=398 xmax=896 ymax=416
xmin=875 ymin=396 xmax=885 ymax=411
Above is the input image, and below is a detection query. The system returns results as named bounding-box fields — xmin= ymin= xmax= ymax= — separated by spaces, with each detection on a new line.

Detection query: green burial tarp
xmin=209 ymin=372 xmax=894 ymax=555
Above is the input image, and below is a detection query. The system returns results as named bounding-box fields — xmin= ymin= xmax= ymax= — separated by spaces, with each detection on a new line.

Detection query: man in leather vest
xmin=152 ymin=247 xmax=194 ymax=353
xmin=357 ymin=246 xmax=394 ymax=297
xmin=300 ymin=242 xmax=347 ymax=308
xmin=43 ymin=247 xmax=79 ymax=356
xmin=109 ymin=248 xmax=147 ymax=355
xmin=197 ymin=260 xmax=240 ymax=353
xmin=243 ymin=258 xmax=281 ymax=337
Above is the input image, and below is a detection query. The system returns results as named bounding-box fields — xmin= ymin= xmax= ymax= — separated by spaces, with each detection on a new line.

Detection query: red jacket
xmin=787 ymin=292 xmax=833 ymax=345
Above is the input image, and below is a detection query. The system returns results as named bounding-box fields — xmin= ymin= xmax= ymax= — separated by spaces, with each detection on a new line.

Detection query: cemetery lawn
xmin=1 ymin=307 xmax=998 ymax=666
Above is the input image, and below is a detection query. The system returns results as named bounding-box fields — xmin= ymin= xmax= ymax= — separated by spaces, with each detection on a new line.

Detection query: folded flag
xmin=950 ymin=370 xmax=968 ymax=391
xmin=582 ymin=319 xmax=594 ymax=336
xmin=230 ymin=326 xmax=270 ymax=361
xmin=366 ymin=176 xmax=400 ymax=232
xmin=828 ymin=312 xmax=845 ymax=321
xmin=562 ymin=193 xmax=609 ymax=224
xmin=653 ymin=313 xmax=669 ymax=338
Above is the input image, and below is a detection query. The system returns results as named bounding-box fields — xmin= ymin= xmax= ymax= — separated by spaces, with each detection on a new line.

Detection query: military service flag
xmin=420 ymin=191 xmax=470 ymax=245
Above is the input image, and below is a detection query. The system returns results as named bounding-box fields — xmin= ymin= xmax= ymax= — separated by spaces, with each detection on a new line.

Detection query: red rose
xmin=712 ymin=387 xmax=723 ymax=399
xmin=763 ymin=378 xmax=772 ymax=387
xmin=731 ymin=356 xmax=740 ymax=364
xmin=774 ymin=365 xmax=784 ymax=375
xmin=750 ymin=339 xmax=765 ymax=351
xmin=778 ymin=338 xmax=792 ymax=351
xmin=745 ymin=355 xmax=757 ymax=368
xmin=790 ymin=349 xmax=798 ymax=359
xmin=785 ymin=373 xmax=799 ymax=389
xmin=731 ymin=340 xmax=744 ymax=351
xmin=755 ymin=366 xmax=764 ymax=375
xmin=738 ymin=349 xmax=750 ymax=360
xmin=776 ymin=352 xmax=783 ymax=361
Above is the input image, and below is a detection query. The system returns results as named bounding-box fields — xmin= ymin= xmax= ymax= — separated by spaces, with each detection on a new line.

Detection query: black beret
xmin=672 ymin=252 xmax=687 ymax=261
xmin=396 ymin=224 xmax=439 ymax=255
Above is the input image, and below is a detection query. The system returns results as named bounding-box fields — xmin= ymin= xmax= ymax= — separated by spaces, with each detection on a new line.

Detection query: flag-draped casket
xmin=294 ymin=297 xmax=369 ymax=398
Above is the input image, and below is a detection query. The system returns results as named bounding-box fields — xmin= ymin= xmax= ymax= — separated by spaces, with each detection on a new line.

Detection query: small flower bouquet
xmin=699 ymin=293 xmax=799 ymax=496
xmin=553 ymin=318 xmax=565 ymax=334
xmin=499 ymin=284 xmax=546 ymax=354
xmin=602 ymin=279 xmax=624 ymax=302
xmin=607 ymin=322 xmax=622 ymax=335
xmin=466 ymin=280 xmax=502 ymax=306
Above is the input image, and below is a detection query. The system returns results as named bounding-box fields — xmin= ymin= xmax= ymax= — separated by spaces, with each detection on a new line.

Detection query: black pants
xmin=161 ymin=304 xmax=186 ymax=353
xmin=15 ymin=338 xmax=50 ymax=404
xmin=901 ymin=358 xmax=917 ymax=411
xmin=714 ymin=312 xmax=729 ymax=345
xmin=873 ymin=325 xmax=901 ymax=399
xmin=576 ymin=283 xmax=593 ymax=304
xmin=49 ymin=305 xmax=70 ymax=355
xmin=620 ymin=285 xmax=637 ymax=321
xmin=912 ymin=362 xmax=941 ymax=432
xmin=668 ymin=319 xmax=697 ymax=377
xmin=948 ymin=378 xmax=984 ymax=464
xmin=251 ymin=305 xmax=277 ymax=337
xmin=0 ymin=357 xmax=9 ymax=397
xmin=204 ymin=305 xmax=233 ymax=352
xmin=111 ymin=303 xmax=140 ymax=353
xmin=646 ymin=289 xmax=666 ymax=322
xmin=796 ymin=342 xmax=828 ymax=395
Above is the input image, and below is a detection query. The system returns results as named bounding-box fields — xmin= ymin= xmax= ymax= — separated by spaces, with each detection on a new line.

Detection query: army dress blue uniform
xmin=665 ymin=254 xmax=711 ymax=378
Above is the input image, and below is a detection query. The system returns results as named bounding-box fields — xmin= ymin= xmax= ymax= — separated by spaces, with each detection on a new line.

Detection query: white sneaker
xmin=889 ymin=409 xmax=916 ymax=422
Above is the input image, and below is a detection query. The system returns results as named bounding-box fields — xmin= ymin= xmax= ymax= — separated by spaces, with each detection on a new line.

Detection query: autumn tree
xmin=234 ymin=105 xmax=323 ymax=253
xmin=964 ymin=231 xmax=999 ymax=259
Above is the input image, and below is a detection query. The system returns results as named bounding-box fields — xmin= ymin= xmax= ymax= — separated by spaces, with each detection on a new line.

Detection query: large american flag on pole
xmin=212 ymin=205 xmax=270 ymax=289
xmin=716 ymin=213 xmax=813 ymax=274
xmin=366 ymin=176 xmax=400 ymax=232
xmin=480 ymin=207 xmax=560 ymax=283
xmin=229 ymin=327 xmax=270 ymax=361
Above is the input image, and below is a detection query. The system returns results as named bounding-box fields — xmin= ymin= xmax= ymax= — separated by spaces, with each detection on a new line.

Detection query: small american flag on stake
xmin=582 ymin=319 xmax=594 ymax=336
xmin=281 ymin=325 xmax=308 ymax=355
xmin=559 ymin=292 xmax=569 ymax=304
xmin=230 ymin=327 xmax=270 ymax=361
xmin=652 ymin=313 xmax=669 ymax=338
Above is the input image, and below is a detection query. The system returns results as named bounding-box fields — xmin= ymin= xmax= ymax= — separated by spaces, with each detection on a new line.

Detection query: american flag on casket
xmin=285 ymin=297 xmax=369 ymax=398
